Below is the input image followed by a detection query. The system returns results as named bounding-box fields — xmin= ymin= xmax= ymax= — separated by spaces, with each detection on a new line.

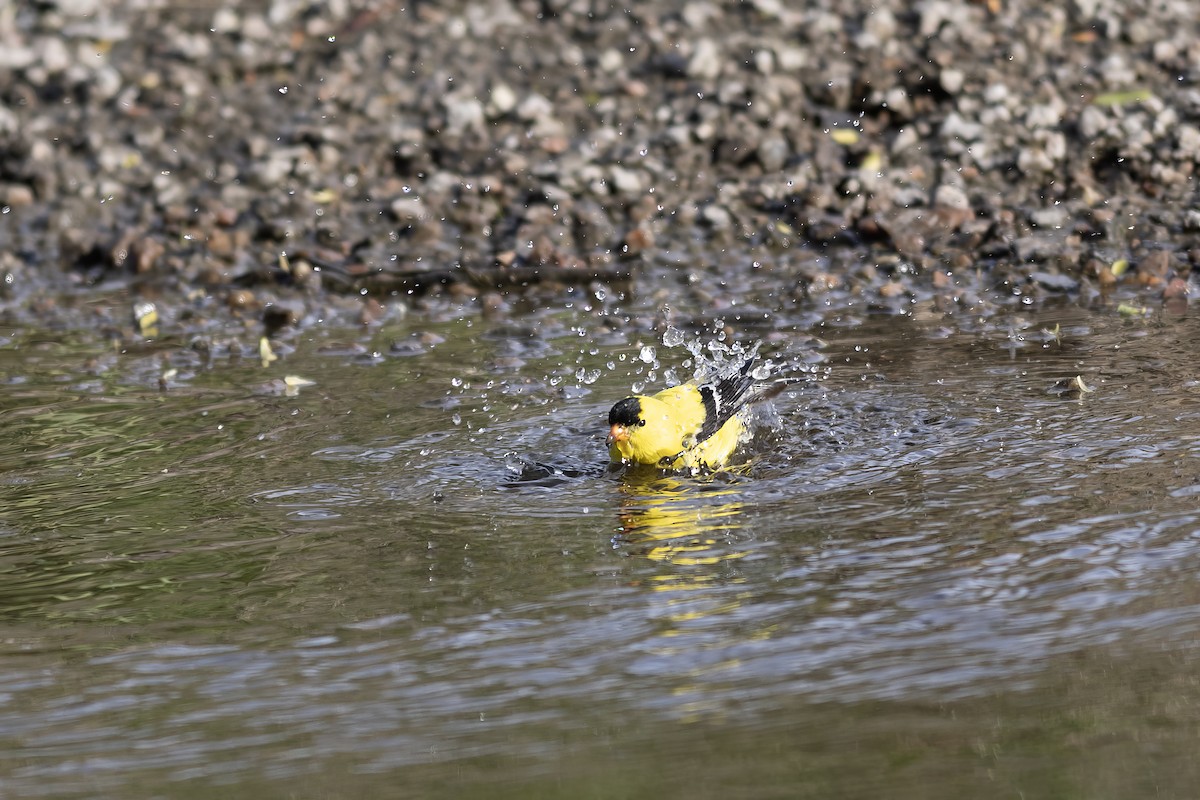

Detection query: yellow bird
xmin=606 ymin=345 xmax=766 ymax=471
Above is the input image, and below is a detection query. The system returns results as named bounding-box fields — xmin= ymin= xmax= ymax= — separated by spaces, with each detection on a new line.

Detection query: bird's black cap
xmin=608 ymin=397 xmax=642 ymax=426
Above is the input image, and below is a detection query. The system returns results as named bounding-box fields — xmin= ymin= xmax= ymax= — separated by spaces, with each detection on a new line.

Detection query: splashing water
xmin=618 ymin=322 xmax=807 ymax=398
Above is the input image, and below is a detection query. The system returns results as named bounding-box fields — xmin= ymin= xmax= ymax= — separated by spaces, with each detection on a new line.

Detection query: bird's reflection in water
xmin=617 ymin=475 xmax=744 ymax=558
xmin=614 ymin=473 xmax=766 ymax=720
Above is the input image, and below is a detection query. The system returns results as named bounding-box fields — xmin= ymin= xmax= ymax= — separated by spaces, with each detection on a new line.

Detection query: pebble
xmin=1031 ymin=271 xmax=1079 ymax=292
xmin=933 ymin=184 xmax=970 ymax=211
xmin=608 ymin=166 xmax=644 ymax=195
xmin=688 ymin=38 xmax=722 ymax=80
xmin=701 ymin=204 xmax=733 ymax=230
xmin=0 ymin=0 xmax=1191 ymax=333
xmin=2 ymin=185 xmax=34 ymax=207
xmin=488 ymin=83 xmax=517 ymax=117
xmin=443 ymin=94 xmax=485 ymax=135
xmin=227 ymin=289 xmax=259 ymax=312
xmin=757 ymin=134 xmax=789 ymax=172
xmin=132 ymin=236 xmax=165 ymax=273
xmin=939 ymin=68 xmax=965 ymax=95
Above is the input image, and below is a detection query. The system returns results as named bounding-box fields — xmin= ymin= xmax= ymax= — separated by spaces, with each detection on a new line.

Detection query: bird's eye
xmin=637 ymin=419 xmax=647 ymax=427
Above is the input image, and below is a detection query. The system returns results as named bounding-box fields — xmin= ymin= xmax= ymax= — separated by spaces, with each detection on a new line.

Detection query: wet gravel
xmin=2 ymin=0 xmax=1199 ymax=333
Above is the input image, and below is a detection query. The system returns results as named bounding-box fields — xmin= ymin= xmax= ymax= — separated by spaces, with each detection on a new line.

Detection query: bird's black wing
xmin=694 ymin=347 xmax=762 ymax=443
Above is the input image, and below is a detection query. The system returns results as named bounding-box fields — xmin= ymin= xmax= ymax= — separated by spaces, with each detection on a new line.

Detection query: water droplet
xmin=451 ymin=413 xmax=462 ymax=425
xmin=662 ymin=327 xmax=684 ymax=347
xmin=639 ymin=345 xmax=656 ymax=364
xmin=576 ymin=368 xmax=601 ymax=385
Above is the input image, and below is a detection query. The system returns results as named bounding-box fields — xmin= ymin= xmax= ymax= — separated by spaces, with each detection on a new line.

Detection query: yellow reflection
xmin=615 ymin=473 xmax=750 ymax=602
xmin=614 ymin=473 xmax=762 ymax=721
xmin=619 ymin=474 xmax=748 ymax=575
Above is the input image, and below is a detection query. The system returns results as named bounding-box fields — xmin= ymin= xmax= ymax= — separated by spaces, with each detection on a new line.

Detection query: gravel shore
xmin=2 ymin=1 xmax=1198 ymax=331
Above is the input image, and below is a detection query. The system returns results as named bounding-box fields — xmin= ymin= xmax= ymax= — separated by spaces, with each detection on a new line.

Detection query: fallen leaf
xmin=259 ymin=336 xmax=278 ymax=368
xmin=1093 ymin=89 xmax=1153 ymax=107
xmin=830 ymin=129 xmax=859 ymax=146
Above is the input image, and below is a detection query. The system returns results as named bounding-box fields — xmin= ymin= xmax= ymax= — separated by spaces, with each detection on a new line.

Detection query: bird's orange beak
xmin=607 ymin=424 xmax=629 ymax=447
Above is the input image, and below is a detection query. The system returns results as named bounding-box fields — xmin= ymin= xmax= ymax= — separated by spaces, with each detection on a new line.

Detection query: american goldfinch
xmin=607 ymin=344 xmax=766 ymax=470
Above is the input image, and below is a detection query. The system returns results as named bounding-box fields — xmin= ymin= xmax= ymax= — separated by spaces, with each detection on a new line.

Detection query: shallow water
xmin=3 ymin=301 xmax=1200 ymax=798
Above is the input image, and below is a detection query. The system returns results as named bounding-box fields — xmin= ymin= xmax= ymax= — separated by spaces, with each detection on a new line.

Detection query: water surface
xmin=2 ymin=303 xmax=1199 ymax=798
